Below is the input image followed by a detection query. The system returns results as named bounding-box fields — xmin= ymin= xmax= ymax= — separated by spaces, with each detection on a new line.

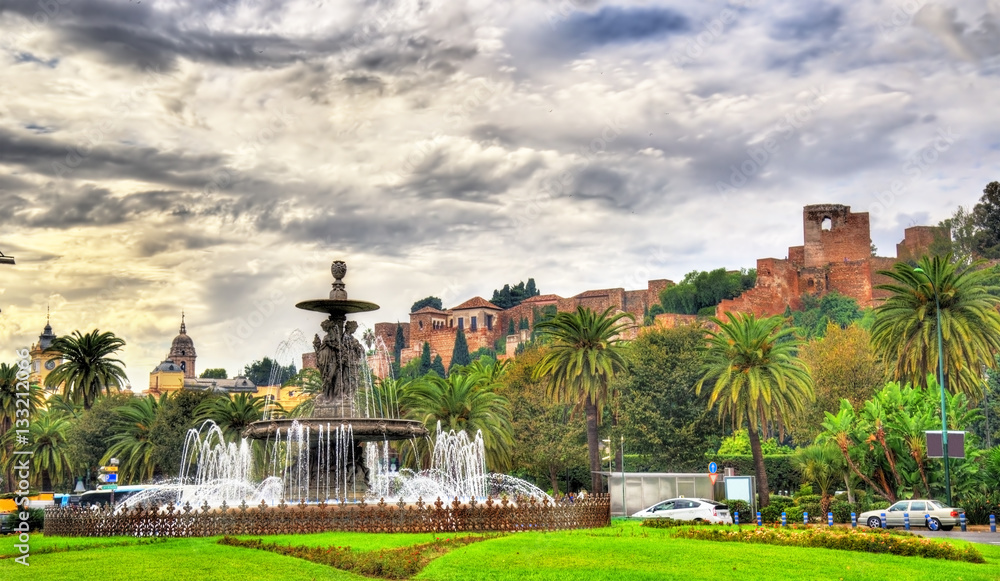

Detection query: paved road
xmin=913 ymin=529 xmax=1000 ymax=545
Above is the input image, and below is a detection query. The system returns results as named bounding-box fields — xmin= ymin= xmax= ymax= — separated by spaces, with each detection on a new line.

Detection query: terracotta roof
xmin=451 ymin=296 xmax=502 ymax=310
xmin=520 ymin=294 xmax=561 ymax=304
xmin=573 ymin=289 xmax=616 ymax=298
xmin=412 ymin=306 xmax=450 ymax=315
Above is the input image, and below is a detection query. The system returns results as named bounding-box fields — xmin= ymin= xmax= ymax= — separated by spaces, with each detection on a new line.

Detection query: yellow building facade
xmin=28 ymin=317 xmax=64 ymax=397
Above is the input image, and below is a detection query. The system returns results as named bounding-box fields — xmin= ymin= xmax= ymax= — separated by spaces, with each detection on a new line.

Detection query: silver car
xmin=859 ymin=499 xmax=965 ymax=531
xmin=631 ymin=498 xmax=733 ymax=524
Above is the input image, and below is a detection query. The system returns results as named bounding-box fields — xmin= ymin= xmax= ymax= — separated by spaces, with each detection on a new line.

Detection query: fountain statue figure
xmin=243 ymin=260 xmax=428 ymax=500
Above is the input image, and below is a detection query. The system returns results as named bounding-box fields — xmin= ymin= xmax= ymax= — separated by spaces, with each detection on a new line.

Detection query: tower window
xmin=821 ymin=217 xmax=832 ymax=231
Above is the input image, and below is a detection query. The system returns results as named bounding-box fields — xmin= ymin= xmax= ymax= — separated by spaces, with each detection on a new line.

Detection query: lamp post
xmin=913 ymin=266 xmax=952 ymax=506
xmin=602 ymin=438 xmax=612 ymax=494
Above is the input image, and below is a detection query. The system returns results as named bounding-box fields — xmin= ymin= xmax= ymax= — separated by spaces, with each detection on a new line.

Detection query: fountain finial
xmin=330 ymin=260 xmax=348 ymax=300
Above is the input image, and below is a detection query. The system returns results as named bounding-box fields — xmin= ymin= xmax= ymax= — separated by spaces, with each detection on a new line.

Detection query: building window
xmin=418 ymin=321 xmax=424 ymax=330
xmin=821 ymin=217 xmax=832 ymax=231
xmin=486 ymin=315 xmax=493 ymax=330
xmin=458 ymin=318 xmax=464 ymax=330
xmin=180 ymin=361 xmax=186 ymax=372
xmin=471 ymin=316 xmax=477 ymax=332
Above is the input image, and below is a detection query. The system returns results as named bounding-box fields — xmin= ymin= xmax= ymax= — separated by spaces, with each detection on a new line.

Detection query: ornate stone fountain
xmin=243 ymin=260 xmax=427 ymax=497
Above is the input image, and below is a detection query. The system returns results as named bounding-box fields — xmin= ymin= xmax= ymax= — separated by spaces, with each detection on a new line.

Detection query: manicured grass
xmin=4 ymin=521 xmax=1000 ymax=580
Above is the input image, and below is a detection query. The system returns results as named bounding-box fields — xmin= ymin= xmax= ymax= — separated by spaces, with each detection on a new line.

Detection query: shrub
xmin=722 ymin=499 xmax=751 ymax=518
xmin=670 ymin=526 xmax=985 ymax=564
xmin=760 ymin=505 xmax=782 ymax=523
xmin=641 ymin=518 xmax=724 ymax=529
xmin=830 ymin=500 xmax=853 ymax=524
xmin=4 ymin=508 xmax=44 ymax=531
xmin=794 ymin=484 xmax=814 ymax=498
xmin=784 ymin=506 xmax=804 ymax=524
xmin=769 ymin=495 xmax=795 ymax=510
xmin=957 ymin=491 xmax=1000 ymax=525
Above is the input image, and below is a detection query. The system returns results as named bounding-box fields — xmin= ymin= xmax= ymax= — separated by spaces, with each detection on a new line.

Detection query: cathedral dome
xmin=168 ymin=315 xmax=196 ymax=358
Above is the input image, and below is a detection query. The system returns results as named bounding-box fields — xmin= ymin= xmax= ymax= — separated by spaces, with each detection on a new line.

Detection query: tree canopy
xmin=659 ymin=268 xmax=756 ymax=316
xmin=410 ymin=296 xmax=443 ymax=313
xmin=200 ymin=368 xmax=228 ymax=379
xmin=243 ymin=357 xmax=296 ymax=387
xmin=490 ymin=279 xmax=541 ymax=309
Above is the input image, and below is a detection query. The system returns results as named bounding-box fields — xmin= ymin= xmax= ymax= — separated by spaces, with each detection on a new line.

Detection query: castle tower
xmin=801 ymin=204 xmax=871 ymax=267
xmin=167 ymin=312 xmax=197 ymax=379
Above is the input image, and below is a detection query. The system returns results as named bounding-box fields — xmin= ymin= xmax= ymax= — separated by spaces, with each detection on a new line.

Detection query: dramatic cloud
xmin=1 ymin=0 xmax=998 ymax=386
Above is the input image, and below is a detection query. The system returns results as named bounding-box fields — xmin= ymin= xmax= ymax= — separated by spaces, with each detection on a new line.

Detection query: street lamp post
xmin=914 ymin=266 xmax=952 ymax=506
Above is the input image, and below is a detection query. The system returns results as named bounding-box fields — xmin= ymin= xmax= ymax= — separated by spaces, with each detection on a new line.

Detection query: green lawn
xmin=4 ymin=521 xmax=1000 ymax=580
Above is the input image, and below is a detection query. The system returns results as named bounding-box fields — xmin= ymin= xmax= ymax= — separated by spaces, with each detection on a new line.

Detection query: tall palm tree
xmin=44 ymin=329 xmax=127 ymax=409
xmin=0 ymin=363 xmax=45 ymax=490
xmin=400 ymin=372 xmax=514 ymax=471
xmin=532 ymin=306 xmax=634 ymax=494
xmin=792 ymin=442 xmax=841 ymax=515
xmin=1 ymin=410 xmax=76 ymax=490
xmin=696 ymin=312 xmax=814 ymax=507
xmin=872 ymin=254 xmax=1000 ymax=400
xmin=105 ymin=394 xmax=166 ymax=483
xmin=195 ymin=393 xmax=266 ymax=441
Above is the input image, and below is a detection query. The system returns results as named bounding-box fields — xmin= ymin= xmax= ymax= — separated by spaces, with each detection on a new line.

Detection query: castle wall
xmin=897 ymin=226 xmax=948 ymax=262
xmin=717 ymin=258 xmax=801 ymax=317
xmin=802 ymin=204 xmax=871 ymax=267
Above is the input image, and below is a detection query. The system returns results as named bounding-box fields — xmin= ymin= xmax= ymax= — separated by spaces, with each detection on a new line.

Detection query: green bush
xmin=831 ymin=500 xmax=854 ymax=524
xmin=785 ymin=506 xmax=804 ymax=524
xmin=769 ymin=495 xmax=795 ymax=510
xmin=760 ymin=505 xmax=782 ymax=523
xmin=4 ymin=508 xmax=44 ymax=531
xmin=641 ymin=518 xmax=723 ymax=529
xmin=794 ymin=484 xmax=814 ymax=498
xmin=956 ymin=491 xmax=1000 ymax=525
xmin=722 ymin=499 xmax=751 ymax=519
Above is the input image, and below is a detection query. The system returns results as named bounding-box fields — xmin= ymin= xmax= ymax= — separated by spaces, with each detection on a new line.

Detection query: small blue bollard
xmin=904 ymin=513 xmax=910 ymax=531
xmin=926 ymin=513 xmax=936 ymax=531
xmin=851 ymin=512 xmax=857 ymax=528
xmin=803 ymin=511 xmax=809 ymax=525
xmin=734 ymin=511 xmax=739 ymax=526
xmin=881 ymin=512 xmax=887 ymax=529
xmin=781 ymin=512 xmax=787 ymax=527
xmin=756 ymin=511 xmax=762 ymax=527
xmin=828 ymin=512 xmax=833 ymax=527
xmin=960 ymin=513 xmax=967 ymax=532
xmin=990 ymin=514 xmax=996 ymax=533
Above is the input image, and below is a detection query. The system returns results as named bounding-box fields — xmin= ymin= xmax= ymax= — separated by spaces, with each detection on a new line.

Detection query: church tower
xmin=29 ymin=307 xmax=63 ymax=392
xmin=167 ymin=313 xmax=197 ymax=379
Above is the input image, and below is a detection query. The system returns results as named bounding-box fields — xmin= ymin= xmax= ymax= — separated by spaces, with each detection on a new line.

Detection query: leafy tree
xmin=400 ymin=372 xmax=514 ymax=471
xmin=490 ymin=279 xmax=541 ymax=309
xmin=44 ymin=329 xmax=127 ymax=409
xmin=243 ymin=357 xmax=296 ymax=387
xmin=195 ymin=393 xmax=267 ymax=442
xmin=105 ymin=395 xmax=165 ymax=483
xmin=65 ymin=393 xmax=134 ymax=487
xmin=969 ymin=358 xmax=1000 ymax=448
xmin=786 ymin=292 xmax=864 ymax=339
xmin=696 ymin=312 xmax=814 ymax=507
xmin=932 ymin=205 xmax=978 ymax=265
xmin=200 ymin=368 xmax=228 ymax=379
xmin=419 ymin=342 xmax=432 ymax=376
xmin=716 ymin=429 xmax=792 ymax=456
xmin=791 ymin=323 xmax=887 ymax=444
xmin=147 ymin=389 xmax=219 ymax=477
xmin=431 ymin=355 xmax=446 ymax=378
xmin=508 ymin=319 xmax=516 ymax=335
xmin=615 ymin=326 xmax=719 ymax=472
xmin=449 ymin=327 xmax=471 ymax=372
xmin=494 ymin=347 xmax=587 ymax=494
xmin=872 ymin=254 xmax=1000 ymax=401
xmin=532 ymin=306 xmax=634 ymax=493
xmin=974 ymin=181 xmax=1000 ymax=258
xmin=281 ymin=368 xmax=322 ymax=418
xmin=659 ymin=268 xmax=756 ymax=315
xmin=410 ymin=296 xmax=443 ymax=313
xmin=471 ymin=346 xmax=498 ymax=361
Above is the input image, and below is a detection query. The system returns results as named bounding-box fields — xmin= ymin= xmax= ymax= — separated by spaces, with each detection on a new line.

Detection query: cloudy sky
xmin=1 ymin=0 xmax=998 ymax=387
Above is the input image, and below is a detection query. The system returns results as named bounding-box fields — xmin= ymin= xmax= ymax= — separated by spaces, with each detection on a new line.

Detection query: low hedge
xmin=671 ymin=525 xmax=985 ymax=563
xmin=957 ymin=491 xmax=1000 ymax=525
xmin=641 ymin=518 xmax=723 ymax=529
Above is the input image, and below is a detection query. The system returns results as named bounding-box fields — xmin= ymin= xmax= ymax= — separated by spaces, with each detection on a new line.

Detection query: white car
xmin=631 ymin=498 xmax=733 ymax=524
xmin=858 ymin=499 xmax=966 ymax=531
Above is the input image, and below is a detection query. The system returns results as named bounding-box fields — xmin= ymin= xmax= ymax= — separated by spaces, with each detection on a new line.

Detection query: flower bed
xmin=218 ymin=534 xmax=489 ymax=578
xmin=671 ymin=525 xmax=985 ymax=563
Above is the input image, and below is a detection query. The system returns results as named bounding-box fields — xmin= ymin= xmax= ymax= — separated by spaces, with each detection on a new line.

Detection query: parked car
xmin=79 ymin=486 xmax=161 ymax=508
xmin=631 ymin=498 xmax=733 ymax=524
xmin=859 ymin=499 xmax=965 ymax=531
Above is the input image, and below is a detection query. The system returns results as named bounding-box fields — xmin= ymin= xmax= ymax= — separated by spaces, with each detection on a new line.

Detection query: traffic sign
xmin=98 ymin=473 xmax=118 ymax=483
xmin=708 ymin=462 xmax=718 ymax=474
xmin=709 ymin=474 xmax=718 ymax=485
xmin=100 ymin=466 xmax=118 ymax=473
xmin=98 ymin=484 xmax=118 ymax=491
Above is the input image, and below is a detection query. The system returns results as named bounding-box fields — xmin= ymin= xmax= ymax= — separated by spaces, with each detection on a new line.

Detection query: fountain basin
xmin=244 ymin=418 xmax=428 ymax=442
xmin=295 ymin=299 xmax=379 ymax=315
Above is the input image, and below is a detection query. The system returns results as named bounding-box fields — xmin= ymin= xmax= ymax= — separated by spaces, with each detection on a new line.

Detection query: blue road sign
xmin=708 ymin=462 xmax=718 ymax=474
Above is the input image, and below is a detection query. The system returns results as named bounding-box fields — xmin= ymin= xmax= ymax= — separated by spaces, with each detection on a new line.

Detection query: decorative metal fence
xmin=45 ymin=495 xmax=610 ymax=537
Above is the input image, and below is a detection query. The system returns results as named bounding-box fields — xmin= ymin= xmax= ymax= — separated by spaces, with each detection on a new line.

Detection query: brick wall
xmin=827 ymin=260 xmax=874 ymax=307
xmin=897 ymin=226 xmax=949 ymax=262
xmin=718 ymin=258 xmax=801 ymax=317
xmin=802 ymin=204 xmax=871 ymax=267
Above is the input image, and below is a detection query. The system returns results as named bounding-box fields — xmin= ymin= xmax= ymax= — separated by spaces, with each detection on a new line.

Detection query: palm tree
xmin=532 ymin=306 xmax=634 ymax=494
xmin=44 ymin=329 xmax=127 ymax=409
xmin=400 ymin=372 xmax=514 ymax=471
xmin=1 ymin=410 xmax=76 ymax=490
xmin=792 ymin=443 xmax=841 ymax=515
xmin=872 ymin=254 xmax=1000 ymax=400
xmin=195 ymin=393 xmax=266 ymax=441
xmin=696 ymin=312 xmax=814 ymax=507
xmin=105 ymin=394 xmax=166 ymax=483
xmin=0 ymin=363 xmax=45 ymax=490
